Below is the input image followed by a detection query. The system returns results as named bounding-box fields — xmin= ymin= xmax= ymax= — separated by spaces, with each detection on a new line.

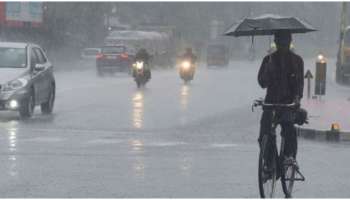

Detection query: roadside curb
xmin=297 ymin=127 xmax=350 ymax=142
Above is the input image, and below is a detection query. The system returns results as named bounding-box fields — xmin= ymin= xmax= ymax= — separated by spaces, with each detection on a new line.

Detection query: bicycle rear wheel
xmin=281 ymin=160 xmax=296 ymax=198
xmin=258 ymin=136 xmax=277 ymax=198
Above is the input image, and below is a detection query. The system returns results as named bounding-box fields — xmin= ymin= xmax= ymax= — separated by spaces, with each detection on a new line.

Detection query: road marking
xmin=146 ymin=141 xmax=187 ymax=147
xmin=2 ymin=127 xmax=147 ymax=135
xmin=20 ymin=137 xmax=66 ymax=143
xmin=210 ymin=143 xmax=239 ymax=148
xmin=86 ymin=138 xmax=123 ymax=145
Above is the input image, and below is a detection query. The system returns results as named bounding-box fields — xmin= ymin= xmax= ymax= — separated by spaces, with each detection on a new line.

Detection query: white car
xmin=0 ymin=42 xmax=56 ymax=118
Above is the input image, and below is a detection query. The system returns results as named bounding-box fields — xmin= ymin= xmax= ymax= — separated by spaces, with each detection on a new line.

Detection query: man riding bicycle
xmin=258 ymin=31 xmax=304 ymax=167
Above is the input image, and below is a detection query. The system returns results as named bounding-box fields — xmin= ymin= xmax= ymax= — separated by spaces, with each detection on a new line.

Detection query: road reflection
xmin=180 ymin=85 xmax=190 ymax=111
xmin=180 ymin=85 xmax=191 ymax=125
xmin=2 ymin=121 xmax=19 ymax=177
xmin=180 ymin=156 xmax=193 ymax=175
xmin=129 ymin=139 xmax=145 ymax=178
xmin=129 ymin=139 xmax=144 ymax=152
xmin=132 ymin=91 xmax=144 ymax=129
xmin=133 ymin=157 xmax=145 ymax=179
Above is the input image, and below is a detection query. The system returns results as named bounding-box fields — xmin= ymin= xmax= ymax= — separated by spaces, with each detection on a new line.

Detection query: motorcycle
xmin=132 ymin=60 xmax=150 ymax=88
xmin=179 ymin=60 xmax=195 ymax=84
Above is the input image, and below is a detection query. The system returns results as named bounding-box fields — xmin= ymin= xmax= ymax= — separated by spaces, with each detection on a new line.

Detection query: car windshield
xmin=0 ymin=47 xmax=26 ymax=68
xmin=102 ymin=46 xmax=125 ymax=54
xmin=83 ymin=49 xmax=100 ymax=56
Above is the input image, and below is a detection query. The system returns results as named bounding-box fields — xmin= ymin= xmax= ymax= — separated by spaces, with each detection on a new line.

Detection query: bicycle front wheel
xmin=281 ymin=162 xmax=296 ymax=198
xmin=258 ymin=136 xmax=277 ymax=198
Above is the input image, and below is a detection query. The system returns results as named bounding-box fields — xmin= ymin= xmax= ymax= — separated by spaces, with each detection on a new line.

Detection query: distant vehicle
xmin=337 ymin=25 xmax=350 ymax=84
xmin=207 ymin=44 xmax=229 ymax=68
xmin=0 ymin=2 xmax=44 ymax=28
xmin=0 ymin=42 xmax=56 ymax=118
xmin=96 ymin=45 xmax=134 ymax=76
xmin=335 ymin=2 xmax=350 ymax=85
xmin=104 ymin=30 xmax=174 ymax=68
xmin=81 ymin=48 xmax=101 ymax=60
xmin=178 ymin=59 xmax=195 ymax=84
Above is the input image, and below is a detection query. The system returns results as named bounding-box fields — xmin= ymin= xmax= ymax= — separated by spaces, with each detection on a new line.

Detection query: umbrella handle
xmin=251 ymin=35 xmax=255 ymax=48
xmin=249 ymin=27 xmax=258 ymax=49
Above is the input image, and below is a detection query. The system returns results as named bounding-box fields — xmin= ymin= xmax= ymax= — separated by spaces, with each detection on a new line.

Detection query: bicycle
xmin=252 ymin=99 xmax=305 ymax=198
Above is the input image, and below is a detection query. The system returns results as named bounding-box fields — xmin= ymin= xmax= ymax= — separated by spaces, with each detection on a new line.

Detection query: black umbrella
xmin=224 ymin=14 xmax=317 ymax=37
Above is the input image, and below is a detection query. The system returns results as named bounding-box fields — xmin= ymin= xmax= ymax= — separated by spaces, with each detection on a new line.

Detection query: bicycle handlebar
xmin=252 ymin=99 xmax=296 ymax=112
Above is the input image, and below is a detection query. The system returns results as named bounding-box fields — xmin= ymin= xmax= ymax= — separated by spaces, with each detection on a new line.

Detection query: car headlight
xmin=2 ymin=78 xmax=28 ymax=92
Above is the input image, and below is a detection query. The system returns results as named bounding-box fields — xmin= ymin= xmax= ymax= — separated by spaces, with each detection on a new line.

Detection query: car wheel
xmin=19 ymin=90 xmax=35 ymax=118
xmin=41 ymin=84 xmax=55 ymax=114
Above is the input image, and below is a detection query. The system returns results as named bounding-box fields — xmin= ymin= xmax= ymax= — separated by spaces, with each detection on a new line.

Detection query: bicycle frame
xmin=255 ymin=99 xmax=305 ymax=198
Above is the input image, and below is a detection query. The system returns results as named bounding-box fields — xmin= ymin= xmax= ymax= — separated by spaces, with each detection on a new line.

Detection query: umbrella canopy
xmin=224 ymin=14 xmax=317 ymax=37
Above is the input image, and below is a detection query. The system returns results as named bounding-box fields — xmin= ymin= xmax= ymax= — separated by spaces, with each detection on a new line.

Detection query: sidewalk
xmin=302 ymin=98 xmax=350 ymax=131
xmin=299 ymin=58 xmax=350 ymax=141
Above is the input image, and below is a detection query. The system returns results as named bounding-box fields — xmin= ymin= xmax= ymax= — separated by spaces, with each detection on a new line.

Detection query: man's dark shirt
xmin=258 ymin=50 xmax=304 ymax=104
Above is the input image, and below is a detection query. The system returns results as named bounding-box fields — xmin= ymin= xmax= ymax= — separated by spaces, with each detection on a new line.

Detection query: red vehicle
xmin=96 ymin=45 xmax=134 ymax=76
xmin=0 ymin=2 xmax=44 ymax=28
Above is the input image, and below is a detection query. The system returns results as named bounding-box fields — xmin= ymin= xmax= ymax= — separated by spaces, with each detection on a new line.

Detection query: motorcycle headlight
xmin=136 ymin=61 xmax=144 ymax=70
xmin=2 ymin=78 xmax=28 ymax=92
xmin=182 ymin=61 xmax=191 ymax=69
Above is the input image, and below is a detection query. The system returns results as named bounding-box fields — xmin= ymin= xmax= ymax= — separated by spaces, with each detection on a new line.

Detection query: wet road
xmin=0 ymin=59 xmax=349 ymax=197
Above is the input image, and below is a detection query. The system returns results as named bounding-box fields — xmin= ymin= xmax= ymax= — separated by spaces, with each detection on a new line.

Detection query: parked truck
xmin=336 ymin=2 xmax=350 ymax=84
xmin=0 ymin=2 xmax=44 ymax=29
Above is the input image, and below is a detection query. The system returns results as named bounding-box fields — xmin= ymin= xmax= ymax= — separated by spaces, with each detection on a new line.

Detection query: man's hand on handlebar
xmin=252 ymin=98 xmax=299 ymax=112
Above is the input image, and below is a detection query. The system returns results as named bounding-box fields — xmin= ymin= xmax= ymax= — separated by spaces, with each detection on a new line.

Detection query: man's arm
xmin=258 ymin=56 xmax=270 ymax=88
xmin=297 ymin=57 xmax=304 ymax=99
xmin=299 ymin=58 xmax=304 ymax=99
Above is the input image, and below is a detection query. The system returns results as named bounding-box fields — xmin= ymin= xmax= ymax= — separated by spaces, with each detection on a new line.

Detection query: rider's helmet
xmin=139 ymin=48 xmax=147 ymax=54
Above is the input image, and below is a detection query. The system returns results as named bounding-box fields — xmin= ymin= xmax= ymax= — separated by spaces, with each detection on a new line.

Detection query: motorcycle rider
xmin=182 ymin=47 xmax=197 ymax=64
xmin=180 ymin=47 xmax=197 ymax=74
xmin=258 ymin=31 xmax=304 ymax=167
xmin=134 ymin=48 xmax=152 ymax=79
